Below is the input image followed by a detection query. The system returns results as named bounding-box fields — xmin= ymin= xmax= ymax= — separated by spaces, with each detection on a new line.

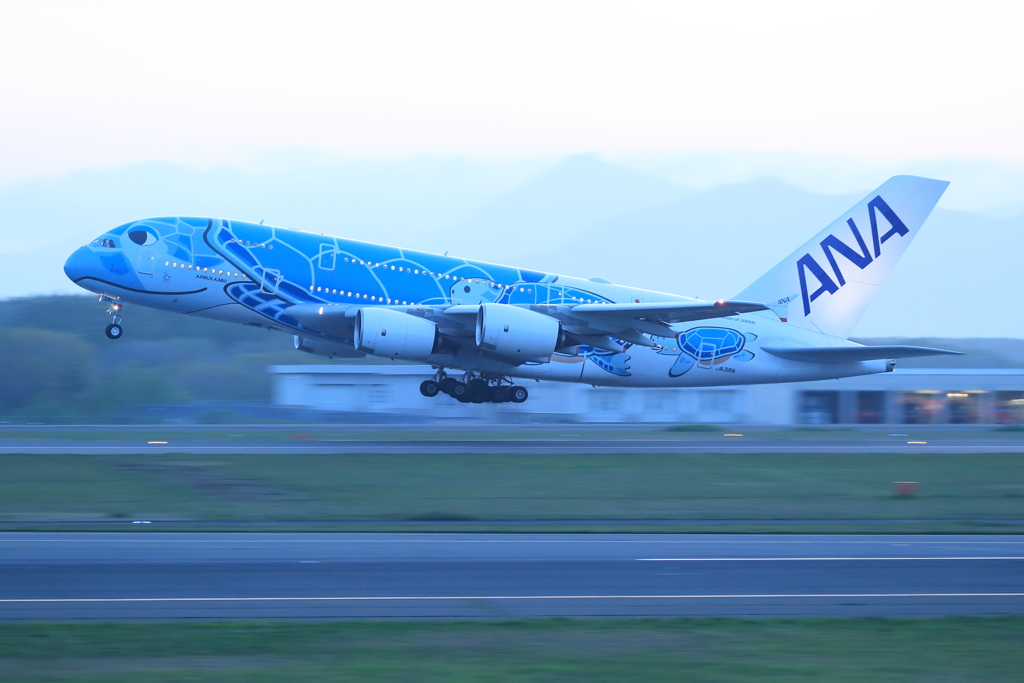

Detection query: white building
xmin=269 ymin=365 xmax=1024 ymax=425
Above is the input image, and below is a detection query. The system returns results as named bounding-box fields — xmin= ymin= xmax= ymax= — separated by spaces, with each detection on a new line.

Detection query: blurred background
xmin=3 ymin=0 xmax=1024 ymax=424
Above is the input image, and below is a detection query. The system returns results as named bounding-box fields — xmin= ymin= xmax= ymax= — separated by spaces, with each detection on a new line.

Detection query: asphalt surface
xmin=2 ymin=438 xmax=1023 ymax=454
xmin=2 ymin=533 xmax=1022 ymax=621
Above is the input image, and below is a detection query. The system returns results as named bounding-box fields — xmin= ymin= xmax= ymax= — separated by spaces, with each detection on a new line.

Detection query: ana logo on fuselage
xmin=797 ymin=195 xmax=908 ymax=316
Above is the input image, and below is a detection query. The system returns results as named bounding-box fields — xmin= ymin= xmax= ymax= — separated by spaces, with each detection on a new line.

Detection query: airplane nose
xmin=63 ymin=246 xmax=97 ymax=282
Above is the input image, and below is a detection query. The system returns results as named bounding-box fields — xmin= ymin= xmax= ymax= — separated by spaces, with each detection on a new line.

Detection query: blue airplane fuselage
xmin=63 ymin=215 xmax=891 ymax=390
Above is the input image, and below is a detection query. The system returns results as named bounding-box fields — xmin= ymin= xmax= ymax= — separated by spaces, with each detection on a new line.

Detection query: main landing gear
xmin=419 ymin=370 xmax=529 ymax=404
xmin=100 ymin=295 xmax=124 ymax=340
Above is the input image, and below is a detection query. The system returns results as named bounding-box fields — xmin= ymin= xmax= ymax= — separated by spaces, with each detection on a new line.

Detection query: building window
xmin=367 ymin=386 xmax=388 ymax=406
xmin=699 ymin=390 xmax=733 ymax=416
xmin=947 ymin=391 xmax=980 ymax=424
xmin=901 ymin=392 xmax=944 ymax=424
xmin=590 ymin=391 xmax=623 ymax=413
xmin=856 ymin=392 xmax=885 ymax=424
xmin=799 ymin=391 xmax=838 ymax=424
xmin=996 ymin=392 xmax=1024 ymax=424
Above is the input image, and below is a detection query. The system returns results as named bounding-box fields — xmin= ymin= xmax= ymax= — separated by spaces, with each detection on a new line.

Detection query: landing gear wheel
xmin=105 ymin=323 xmax=123 ymax=340
xmin=439 ymin=377 xmax=457 ymax=395
xmin=450 ymin=382 xmax=469 ymax=400
xmin=419 ymin=380 xmax=440 ymax=397
xmin=468 ymin=378 xmax=489 ymax=403
xmin=489 ymin=386 xmax=509 ymax=403
xmin=510 ymin=385 xmax=528 ymax=403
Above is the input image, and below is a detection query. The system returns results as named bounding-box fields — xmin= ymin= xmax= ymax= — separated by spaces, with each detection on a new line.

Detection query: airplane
xmin=63 ymin=175 xmax=959 ymax=404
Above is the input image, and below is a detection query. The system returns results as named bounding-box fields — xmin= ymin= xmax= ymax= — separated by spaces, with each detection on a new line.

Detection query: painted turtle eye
xmin=128 ymin=230 xmax=157 ymax=246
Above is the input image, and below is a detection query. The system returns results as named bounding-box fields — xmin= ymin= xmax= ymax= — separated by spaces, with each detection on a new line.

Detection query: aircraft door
xmin=318 ymin=244 xmax=336 ymax=271
xmin=261 ymin=268 xmax=281 ymax=295
xmin=137 ymin=248 xmax=157 ymax=275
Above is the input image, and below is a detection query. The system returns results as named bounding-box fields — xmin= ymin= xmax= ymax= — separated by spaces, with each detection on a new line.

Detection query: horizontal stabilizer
xmin=762 ymin=345 xmax=963 ymax=363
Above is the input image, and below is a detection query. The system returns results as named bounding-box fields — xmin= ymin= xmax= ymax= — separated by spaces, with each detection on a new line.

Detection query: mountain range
xmin=1 ymin=153 xmax=1020 ymax=338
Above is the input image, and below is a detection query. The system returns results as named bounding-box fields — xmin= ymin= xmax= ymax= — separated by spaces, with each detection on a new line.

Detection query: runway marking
xmin=3 ymin=593 xmax=1024 ymax=604
xmin=638 ymin=557 xmax=1024 ymax=561
xmin=3 ymin=446 xmax=1023 ymax=454
xmin=2 ymin=537 xmax=1023 ymax=546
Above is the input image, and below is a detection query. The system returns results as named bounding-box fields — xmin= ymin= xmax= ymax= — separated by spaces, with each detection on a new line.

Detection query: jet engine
xmin=475 ymin=303 xmax=569 ymax=362
xmin=293 ymin=335 xmax=365 ymax=359
xmin=354 ymin=307 xmax=442 ymax=360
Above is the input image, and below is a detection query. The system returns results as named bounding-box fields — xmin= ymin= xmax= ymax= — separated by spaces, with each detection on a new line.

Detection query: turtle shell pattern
xmin=679 ymin=327 xmax=745 ymax=361
xmin=669 ymin=327 xmax=752 ymax=377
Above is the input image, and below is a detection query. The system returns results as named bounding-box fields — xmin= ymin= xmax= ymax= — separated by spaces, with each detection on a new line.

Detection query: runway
xmin=2 ymin=533 xmax=1022 ymax=621
xmin=2 ymin=438 xmax=1023 ymax=454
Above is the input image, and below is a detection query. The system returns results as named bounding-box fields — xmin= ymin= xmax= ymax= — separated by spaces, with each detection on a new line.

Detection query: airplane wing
xmin=286 ymin=302 xmax=482 ymax=344
xmin=566 ymin=300 xmax=768 ymax=325
xmin=285 ymin=299 xmax=771 ymax=353
xmin=548 ymin=300 xmax=769 ymax=346
xmin=761 ymin=345 xmax=963 ymax=363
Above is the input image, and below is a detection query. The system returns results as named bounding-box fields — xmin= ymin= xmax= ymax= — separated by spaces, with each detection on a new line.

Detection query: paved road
xmin=2 ymin=438 xmax=1022 ymax=454
xmin=2 ymin=533 xmax=1022 ymax=621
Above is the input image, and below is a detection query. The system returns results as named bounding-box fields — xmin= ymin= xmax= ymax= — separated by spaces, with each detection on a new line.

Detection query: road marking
xmin=3 ymin=593 xmax=1024 ymax=604
xmin=638 ymin=557 xmax=1024 ymax=561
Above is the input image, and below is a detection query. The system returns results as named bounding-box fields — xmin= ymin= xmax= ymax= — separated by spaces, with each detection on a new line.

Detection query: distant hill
xmin=441 ymin=154 xmax=692 ymax=264
xmin=0 ymin=295 xmax=327 ymax=419
xmin=2 ymin=153 xmax=1021 ymax=337
xmin=504 ymin=178 xmax=862 ymax=296
xmin=452 ymin=175 xmax=1023 ymax=338
xmin=0 ymin=154 xmax=545 ymax=297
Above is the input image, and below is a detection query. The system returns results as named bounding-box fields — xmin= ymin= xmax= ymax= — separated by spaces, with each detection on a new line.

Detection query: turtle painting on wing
xmin=659 ymin=327 xmax=756 ymax=377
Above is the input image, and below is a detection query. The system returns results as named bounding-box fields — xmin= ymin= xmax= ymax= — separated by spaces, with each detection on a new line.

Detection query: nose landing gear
xmin=100 ymin=295 xmax=124 ymax=340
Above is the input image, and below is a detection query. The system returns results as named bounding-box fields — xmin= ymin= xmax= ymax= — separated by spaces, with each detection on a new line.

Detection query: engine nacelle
xmin=354 ymin=307 xmax=441 ymax=360
xmin=475 ymin=303 xmax=564 ymax=361
xmin=293 ymin=335 xmax=365 ymax=359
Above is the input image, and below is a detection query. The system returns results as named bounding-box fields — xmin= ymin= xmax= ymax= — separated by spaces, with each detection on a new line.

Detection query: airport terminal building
xmin=269 ymin=365 xmax=1024 ymax=425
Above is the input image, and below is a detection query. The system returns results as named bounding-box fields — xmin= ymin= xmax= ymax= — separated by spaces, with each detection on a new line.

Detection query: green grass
xmin=1 ymin=450 xmax=1023 ymax=532
xmin=0 ymin=618 xmax=1021 ymax=682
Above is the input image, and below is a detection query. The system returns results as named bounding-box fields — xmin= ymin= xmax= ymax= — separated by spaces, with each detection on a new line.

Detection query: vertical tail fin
xmin=735 ymin=175 xmax=948 ymax=339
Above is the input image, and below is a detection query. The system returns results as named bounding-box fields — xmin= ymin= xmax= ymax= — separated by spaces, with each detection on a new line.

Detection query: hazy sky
xmin=3 ymin=0 xmax=1023 ymax=184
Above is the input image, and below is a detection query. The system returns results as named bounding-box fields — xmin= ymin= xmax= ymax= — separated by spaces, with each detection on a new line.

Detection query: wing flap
xmin=762 ymin=345 xmax=963 ymax=363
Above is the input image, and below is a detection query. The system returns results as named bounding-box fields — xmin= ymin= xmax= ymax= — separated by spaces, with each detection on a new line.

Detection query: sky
xmin=1 ymin=1 xmax=1022 ymax=337
xmin=2 ymin=1 xmax=1023 ymax=182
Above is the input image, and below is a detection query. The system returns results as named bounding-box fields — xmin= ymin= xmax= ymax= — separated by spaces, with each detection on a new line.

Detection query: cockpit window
xmin=90 ymin=237 xmax=117 ymax=248
xmin=128 ymin=230 xmax=157 ymax=246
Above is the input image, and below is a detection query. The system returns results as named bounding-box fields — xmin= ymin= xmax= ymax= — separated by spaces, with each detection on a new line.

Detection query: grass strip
xmin=0 ymin=617 xmax=1022 ymax=682
xmin=1 ymin=451 xmax=1023 ymax=533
